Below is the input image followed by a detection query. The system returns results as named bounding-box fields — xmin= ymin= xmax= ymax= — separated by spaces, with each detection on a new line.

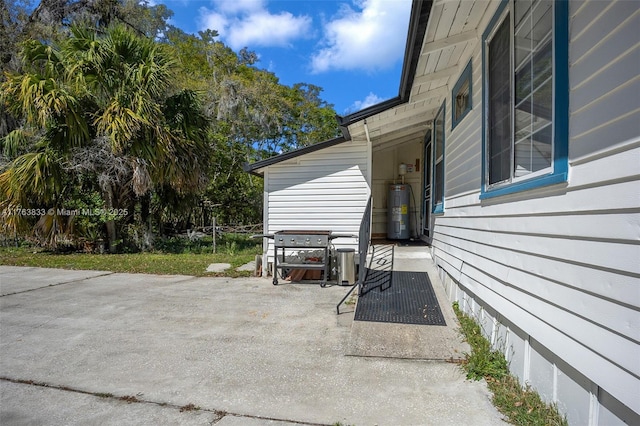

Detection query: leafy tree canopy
xmin=1 ymin=0 xmax=341 ymax=251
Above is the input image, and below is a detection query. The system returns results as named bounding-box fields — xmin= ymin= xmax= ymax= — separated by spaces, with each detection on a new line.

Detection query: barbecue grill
xmin=257 ymin=230 xmax=354 ymax=287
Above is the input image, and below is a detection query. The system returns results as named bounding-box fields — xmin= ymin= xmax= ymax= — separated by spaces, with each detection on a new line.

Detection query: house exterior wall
xmin=261 ymin=139 xmax=370 ymax=271
xmin=430 ymin=1 xmax=640 ymax=424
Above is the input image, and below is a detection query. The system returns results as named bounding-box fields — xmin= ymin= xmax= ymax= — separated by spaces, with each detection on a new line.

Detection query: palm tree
xmin=0 ymin=25 xmax=211 ymax=250
xmin=66 ymin=25 xmax=211 ymax=249
xmin=0 ymin=37 xmax=84 ymax=247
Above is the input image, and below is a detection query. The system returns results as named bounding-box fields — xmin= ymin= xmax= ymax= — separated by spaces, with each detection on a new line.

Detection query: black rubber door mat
xmin=355 ymin=270 xmax=446 ymax=326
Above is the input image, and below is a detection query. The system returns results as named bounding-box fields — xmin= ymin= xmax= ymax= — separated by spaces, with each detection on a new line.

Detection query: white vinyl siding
xmin=261 ymin=139 xmax=370 ymax=267
xmin=432 ymin=1 xmax=640 ymax=423
xmin=568 ymin=0 xmax=640 ymax=159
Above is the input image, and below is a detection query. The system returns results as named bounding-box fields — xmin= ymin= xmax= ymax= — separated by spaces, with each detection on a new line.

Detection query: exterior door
xmin=422 ymin=133 xmax=432 ymax=237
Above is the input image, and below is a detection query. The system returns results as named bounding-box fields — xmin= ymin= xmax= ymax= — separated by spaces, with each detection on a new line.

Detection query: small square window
xmin=452 ymin=60 xmax=472 ymax=129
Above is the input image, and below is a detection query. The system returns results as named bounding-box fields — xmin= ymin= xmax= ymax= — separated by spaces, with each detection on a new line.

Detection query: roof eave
xmin=399 ymin=0 xmax=432 ymax=101
xmin=336 ymin=96 xmax=404 ymax=127
xmin=242 ymin=136 xmax=348 ymax=176
xmin=243 ymin=0 xmax=433 ymax=175
xmin=337 ymin=0 xmax=432 ymax=128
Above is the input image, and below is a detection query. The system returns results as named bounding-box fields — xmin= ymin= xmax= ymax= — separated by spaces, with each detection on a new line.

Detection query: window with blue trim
xmin=481 ymin=0 xmax=568 ymax=199
xmin=452 ymin=60 xmax=472 ymax=129
xmin=432 ymin=102 xmax=445 ymax=213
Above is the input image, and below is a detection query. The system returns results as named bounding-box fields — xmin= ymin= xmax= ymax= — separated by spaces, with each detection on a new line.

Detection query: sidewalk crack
xmin=0 ymin=271 xmax=114 ymax=297
xmin=1 ymin=377 xmax=334 ymax=426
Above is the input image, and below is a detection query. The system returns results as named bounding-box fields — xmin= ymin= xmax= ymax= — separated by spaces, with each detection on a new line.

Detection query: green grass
xmin=453 ymin=302 xmax=568 ymax=426
xmin=0 ymin=246 xmax=260 ymax=277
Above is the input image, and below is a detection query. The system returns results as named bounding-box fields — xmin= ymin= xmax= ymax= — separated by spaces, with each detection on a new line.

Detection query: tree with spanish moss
xmin=0 ymin=24 xmax=211 ymax=250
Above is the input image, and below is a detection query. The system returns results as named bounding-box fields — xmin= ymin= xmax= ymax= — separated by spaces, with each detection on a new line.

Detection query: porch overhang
xmin=244 ymin=0 xmax=489 ymax=169
xmin=342 ymin=0 xmax=486 ymax=152
xmin=243 ymin=0 xmax=434 ymax=175
xmin=336 ymin=0 xmax=434 ymax=137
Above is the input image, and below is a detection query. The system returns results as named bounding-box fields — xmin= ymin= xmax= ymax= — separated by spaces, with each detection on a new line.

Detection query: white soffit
xmin=349 ymin=1 xmax=491 ymax=150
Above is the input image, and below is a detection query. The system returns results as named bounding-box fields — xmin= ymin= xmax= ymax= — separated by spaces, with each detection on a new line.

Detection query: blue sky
xmin=156 ymin=0 xmax=412 ymax=115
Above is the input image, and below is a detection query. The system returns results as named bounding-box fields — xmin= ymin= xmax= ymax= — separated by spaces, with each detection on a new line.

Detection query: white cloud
xmin=199 ymin=10 xmax=229 ymax=37
xmin=348 ymin=92 xmax=385 ymax=112
xmin=198 ymin=0 xmax=312 ymax=50
xmin=214 ymin=0 xmax=265 ymax=14
xmin=310 ymin=0 xmax=412 ymax=74
xmin=228 ymin=12 xmax=312 ymax=49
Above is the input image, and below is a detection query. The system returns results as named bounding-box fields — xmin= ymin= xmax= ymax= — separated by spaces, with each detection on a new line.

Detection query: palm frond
xmin=1 ymin=150 xmax=65 ymax=205
xmin=1 ymin=129 xmax=33 ymax=159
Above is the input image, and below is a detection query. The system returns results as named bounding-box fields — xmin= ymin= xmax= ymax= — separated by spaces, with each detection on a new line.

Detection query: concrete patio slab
xmin=0 ymin=265 xmax=504 ymax=425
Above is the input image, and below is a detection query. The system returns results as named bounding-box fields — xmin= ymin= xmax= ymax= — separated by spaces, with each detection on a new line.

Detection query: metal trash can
xmin=336 ymin=248 xmax=356 ymax=285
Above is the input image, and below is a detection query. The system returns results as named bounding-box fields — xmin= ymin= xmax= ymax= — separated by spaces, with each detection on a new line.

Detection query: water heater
xmin=388 ymin=184 xmax=410 ymax=239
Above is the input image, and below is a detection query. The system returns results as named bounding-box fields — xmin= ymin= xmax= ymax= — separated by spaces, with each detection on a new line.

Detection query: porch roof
xmin=349 ymin=0 xmax=489 ymax=153
xmin=244 ymin=0 xmax=432 ymax=177
xmin=244 ymin=0 xmax=488 ymax=172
